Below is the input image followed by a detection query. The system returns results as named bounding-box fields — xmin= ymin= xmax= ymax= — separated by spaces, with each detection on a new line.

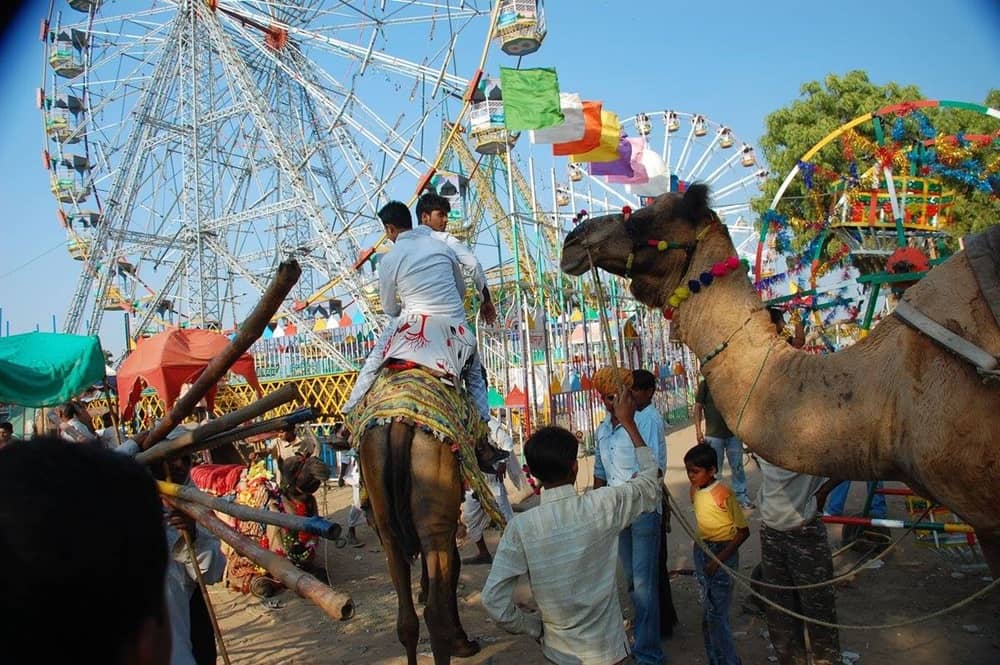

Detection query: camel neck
xmin=669 ymin=227 xmax=881 ymax=479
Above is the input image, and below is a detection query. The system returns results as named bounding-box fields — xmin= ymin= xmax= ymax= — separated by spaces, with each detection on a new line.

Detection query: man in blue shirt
xmin=593 ymin=367 xmax=665 ymax=665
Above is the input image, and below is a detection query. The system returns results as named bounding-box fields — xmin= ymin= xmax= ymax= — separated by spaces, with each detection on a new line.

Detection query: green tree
xmin=926 ymin=88 xmax=1000 ymax=237
xmin=753 ymin=71 xmax=998 ymax=242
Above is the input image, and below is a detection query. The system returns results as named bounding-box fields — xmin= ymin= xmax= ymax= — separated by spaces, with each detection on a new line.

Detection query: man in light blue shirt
xmin=593 ymin=369 xmax=665 ymax=665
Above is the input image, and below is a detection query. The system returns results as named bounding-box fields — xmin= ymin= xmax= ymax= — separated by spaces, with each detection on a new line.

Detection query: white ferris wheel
xmin=40 ymin=0 xmax=495 ymax=363
xmin=552 ymin=110 xmax=768 ymax=260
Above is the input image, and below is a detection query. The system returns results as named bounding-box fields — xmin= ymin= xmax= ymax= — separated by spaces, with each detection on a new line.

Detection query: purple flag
xmin=588 ymin=137 xmax=633 ymax=177
xmin=609 ymin=138 xmax=653 ymax=185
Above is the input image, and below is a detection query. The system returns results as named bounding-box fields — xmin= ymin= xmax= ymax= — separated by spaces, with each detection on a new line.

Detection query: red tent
xmin=117 ymin=328 xmax=263 ymax=418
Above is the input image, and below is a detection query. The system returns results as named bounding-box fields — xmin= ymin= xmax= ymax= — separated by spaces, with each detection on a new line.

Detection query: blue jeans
xmin=619 ymin=511 xmax=664 ymax=665
xmin=693 ymin=541 xmax=742 ymax=665
xmin=824 ymin=480 xmax=886 ymax=518
xmin=705 ymin=436 xmax=750 ymax=505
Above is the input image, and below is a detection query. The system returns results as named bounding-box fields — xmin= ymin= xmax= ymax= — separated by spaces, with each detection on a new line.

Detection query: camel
xmin=353 ymin=368 xmax=488 ymax=665
xmin=561 ymin=184 xmax=1000 ymax=574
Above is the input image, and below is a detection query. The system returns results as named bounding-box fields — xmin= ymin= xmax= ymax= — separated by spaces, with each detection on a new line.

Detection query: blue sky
xmin=0 ymin=0 xmax=996 ymax=350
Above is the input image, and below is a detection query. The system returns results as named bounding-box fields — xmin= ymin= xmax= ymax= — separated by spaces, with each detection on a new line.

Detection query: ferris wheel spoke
xmin=201 ymin=6 xmax=377 ymax=323
xmin=221 ymin=16 xmax=426 ymax=183
xmin=713 ymin=171 xmax=764 ymax=200
xmin=700 ymin=148 xmax=743 ymax=186
xmin=684 ymin=139 xmax=719 ymax=183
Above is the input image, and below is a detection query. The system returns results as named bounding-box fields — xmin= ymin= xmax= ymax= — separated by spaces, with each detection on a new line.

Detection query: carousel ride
xmin=754 ymin=100 xmax=999 ymax=351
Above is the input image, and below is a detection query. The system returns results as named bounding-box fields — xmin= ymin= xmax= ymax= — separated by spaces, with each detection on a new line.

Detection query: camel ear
xmin=677 ymin=183 xmax=710 ymax=224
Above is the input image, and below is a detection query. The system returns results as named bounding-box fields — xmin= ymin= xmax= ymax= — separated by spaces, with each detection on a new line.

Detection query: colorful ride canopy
xmin=117 ymin=328 xmax=262 ymax=419
xmin=0 ymin=332 xmax=105 ymax=407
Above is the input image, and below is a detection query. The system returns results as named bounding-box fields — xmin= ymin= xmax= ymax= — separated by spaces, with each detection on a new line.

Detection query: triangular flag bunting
xmin=571 ymin=110 xmax=621 ymax=163
xmin=530 ymin=92 xmax=584 ymax=144
xmin=553 ymin=101 xmax=603 ymax=156
xmin=499 ymin=67 xmax=564 ymax=131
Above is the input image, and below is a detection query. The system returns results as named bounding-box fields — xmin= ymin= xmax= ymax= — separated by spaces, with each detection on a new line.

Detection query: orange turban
xmin=591 ymin=367 xmax=633 ymax=396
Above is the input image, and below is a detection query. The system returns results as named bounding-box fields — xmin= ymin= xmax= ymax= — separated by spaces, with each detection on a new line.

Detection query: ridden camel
xmin=561 ymin=185 xmax=1000 ymax=574
xmin=356 ymin=386 xmax=482 ymax=665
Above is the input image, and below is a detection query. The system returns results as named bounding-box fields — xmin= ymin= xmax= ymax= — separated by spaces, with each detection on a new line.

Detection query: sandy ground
xmin=210 ymin=423 xmax=999 ymax=664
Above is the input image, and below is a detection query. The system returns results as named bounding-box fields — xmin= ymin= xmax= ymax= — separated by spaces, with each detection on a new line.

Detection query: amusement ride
xmin=38 ymin=0 xmax=766 ymax=432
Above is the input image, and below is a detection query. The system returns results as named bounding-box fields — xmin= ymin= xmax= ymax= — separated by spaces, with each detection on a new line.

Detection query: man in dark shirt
xmin=694 ymin=379 xmax=754 ymax=509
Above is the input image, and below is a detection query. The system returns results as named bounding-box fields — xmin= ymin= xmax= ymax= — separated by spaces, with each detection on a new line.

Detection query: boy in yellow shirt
xmin=684 ymin=443 xmax=749 ymax=665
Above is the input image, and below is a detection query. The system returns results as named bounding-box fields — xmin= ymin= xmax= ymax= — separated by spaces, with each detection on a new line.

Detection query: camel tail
xmin=385 ymin=421 xmax=421 ymax=559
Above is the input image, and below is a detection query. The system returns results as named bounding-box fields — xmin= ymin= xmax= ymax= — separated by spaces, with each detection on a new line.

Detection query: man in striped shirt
xmin=481 ymin=390 xmax=661 ymax=665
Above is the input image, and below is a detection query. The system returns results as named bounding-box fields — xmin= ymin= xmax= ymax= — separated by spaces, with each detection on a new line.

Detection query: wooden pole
xmin=177 ymin=407 xmax=316 ymax=459
xmin=135 ymin=384 xmax=301 ymax=465
xmin=141 ymin=261 xmax=301 ymax=450
xmin=169 ymin=497 xmax=355 ymax=621
xmin=157 ymin=480 xmax=343 ymax=540
xmin=164 ymin=464 xmax=231 ymax=665
xmin=182 ymin=528 xmax=231 ymax=665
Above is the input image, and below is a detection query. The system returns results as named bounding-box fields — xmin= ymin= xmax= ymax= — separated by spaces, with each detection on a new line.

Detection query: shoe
xmin=346 ymin=533 xmax=364 ymax=548
xmin=475 ymin=440 xmax=510 ymax=474
xmin=461 ymin=553 xmax=493 ymax=566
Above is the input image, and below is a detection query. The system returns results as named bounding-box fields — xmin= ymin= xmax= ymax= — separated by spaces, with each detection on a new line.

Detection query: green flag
xmin=499 ymin=67 xmax=564 ymax=131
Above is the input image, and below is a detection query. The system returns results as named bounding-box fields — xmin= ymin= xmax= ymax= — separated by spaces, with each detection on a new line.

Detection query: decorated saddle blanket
xmin=381 ymin=312 xmax=477 ymax=382
xmin=965 ymin=225 xmax=1000 ymax=331
xmin=346 ymin=367 xmax=506 ymax=530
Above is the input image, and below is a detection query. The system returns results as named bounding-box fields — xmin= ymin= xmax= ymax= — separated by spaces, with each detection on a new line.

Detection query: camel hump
xmin=964 ymin=225 xmax=1000 ymax=330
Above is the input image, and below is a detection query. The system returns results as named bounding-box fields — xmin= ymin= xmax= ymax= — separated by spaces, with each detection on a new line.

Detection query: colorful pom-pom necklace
xmin=662 ymin=256 xmax=745 ymax=321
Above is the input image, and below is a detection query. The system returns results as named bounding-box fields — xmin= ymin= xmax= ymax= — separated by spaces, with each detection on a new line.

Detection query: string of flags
xmin=493 ymin=66 xmax=669 ymax=191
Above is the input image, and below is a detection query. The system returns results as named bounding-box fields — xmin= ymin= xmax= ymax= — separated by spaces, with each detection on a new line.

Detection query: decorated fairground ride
xmin=38 ymin=0 xmax=764 ymax=443
xmin=754 ymin=99 xmax=998 ymax=564
xmin=754 ymin=99 xmax=999 ymax=352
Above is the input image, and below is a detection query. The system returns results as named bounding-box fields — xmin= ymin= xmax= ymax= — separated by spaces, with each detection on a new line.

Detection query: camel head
xmin=560 ymin=184 xmax=717 ymax=309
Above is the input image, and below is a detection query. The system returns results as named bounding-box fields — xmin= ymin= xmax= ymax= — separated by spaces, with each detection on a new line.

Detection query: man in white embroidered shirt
xmin=481 ymin=389 xmax=661 ymax=665
xmin=341 ymin=201 xmax=490 ymax=421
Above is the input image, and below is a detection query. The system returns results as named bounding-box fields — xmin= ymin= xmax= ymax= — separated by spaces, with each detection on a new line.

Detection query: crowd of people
xmin=0 ymin=195 xmax=849 ymax=665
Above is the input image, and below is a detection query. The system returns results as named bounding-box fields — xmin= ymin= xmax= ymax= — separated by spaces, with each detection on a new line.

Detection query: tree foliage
xmin=753 ymin=71 xmax=998 ymax=242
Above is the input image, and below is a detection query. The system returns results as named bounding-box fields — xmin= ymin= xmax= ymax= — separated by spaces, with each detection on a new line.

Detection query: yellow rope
xmin=733 ymin=338 xmax=777 ymax=432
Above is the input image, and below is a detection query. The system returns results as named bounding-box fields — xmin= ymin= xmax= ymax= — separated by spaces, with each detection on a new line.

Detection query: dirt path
xmin=210 ymin=424 xmax=999 ymax=664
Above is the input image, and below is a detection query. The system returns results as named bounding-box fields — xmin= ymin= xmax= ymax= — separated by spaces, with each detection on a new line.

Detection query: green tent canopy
xmin=0 ymin=332 xmax=106 ymax=407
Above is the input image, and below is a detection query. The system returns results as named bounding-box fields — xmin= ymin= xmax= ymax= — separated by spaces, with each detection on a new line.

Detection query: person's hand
xmin=696 ymin=432 xmax=706 ymax=444
xmin=704 ymin=559 xmax=719 ymax=576
xmin=166 ymin=509 xmax=196 ymax=539
xmin=612 ymin=387 xmax=637 ymax=426
xmin=495 ymin=462 xmax=507 ymax=483
xmin=480 ymin=300 xmax=497 ymax=325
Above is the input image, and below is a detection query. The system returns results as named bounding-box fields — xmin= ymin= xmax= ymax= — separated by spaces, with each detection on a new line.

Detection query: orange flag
xmin=571 ymin=110 xmax=621 ymax=163
xmin=552 ymin=101 xmax=603 ymax=156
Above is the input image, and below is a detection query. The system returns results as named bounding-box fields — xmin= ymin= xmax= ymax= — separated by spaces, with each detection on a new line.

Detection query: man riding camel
xmin=342 ymin=200 xmax=497 ymax=440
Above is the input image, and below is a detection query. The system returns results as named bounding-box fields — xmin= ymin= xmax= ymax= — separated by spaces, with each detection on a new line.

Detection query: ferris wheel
xmin=39 ymin=0 xmax=493 ymax=362
xmin=552 ymin=110 xmax=768 ymax=259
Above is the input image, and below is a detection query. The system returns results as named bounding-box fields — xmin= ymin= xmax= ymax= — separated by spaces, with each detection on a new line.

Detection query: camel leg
xmin=449 ymin=542 xmax=480 ymax=657
xmin=418 ymin=555 xmax=429 ymax=605
xmin=423 ymin=546 xmax=461 ymax=664
xmin=410 ymin=438 xmax=468 ymax=664
xmin=386 ymin=538 xmax=421 ymax=664
xmin=978 ymin=533 xmax=1000 ymax=578
xmin=361 ymin=431 xmax=420 ymax=664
